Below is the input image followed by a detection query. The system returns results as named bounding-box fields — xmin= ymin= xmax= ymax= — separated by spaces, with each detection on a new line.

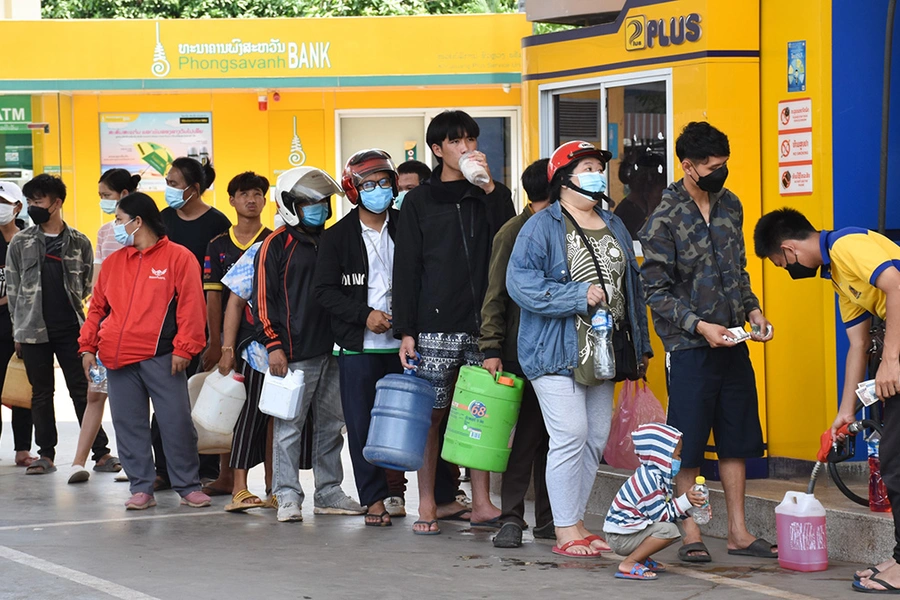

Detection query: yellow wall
xmin=760 ymin=0 xmax=836 ymax=460
xmin=64 ymin=86 xmax=520 ymax=245
xmin=523 ymin=1 xmax=764 ymax=416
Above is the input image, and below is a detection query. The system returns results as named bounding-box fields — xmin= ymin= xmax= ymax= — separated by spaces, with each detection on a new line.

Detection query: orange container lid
xmin=497 ymin=375 xmax=515 ymax=387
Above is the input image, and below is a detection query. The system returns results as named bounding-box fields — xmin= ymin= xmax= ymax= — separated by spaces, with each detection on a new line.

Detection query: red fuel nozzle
xmin=816 ymin=423 xmax=852 ymax=462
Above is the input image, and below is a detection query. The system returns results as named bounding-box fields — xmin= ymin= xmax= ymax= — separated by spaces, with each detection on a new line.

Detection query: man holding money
xmin=754 ymin=208 xmax=900 ymax=593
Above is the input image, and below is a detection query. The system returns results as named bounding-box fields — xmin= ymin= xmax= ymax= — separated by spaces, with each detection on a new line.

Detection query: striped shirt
xmin=95 ymin=221 xmax=124 ymax=265
xmin=604 ymin=422 xmax=692 ymax=535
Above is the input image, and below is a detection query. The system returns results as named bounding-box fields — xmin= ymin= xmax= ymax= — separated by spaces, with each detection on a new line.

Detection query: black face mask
xmin=691 ymin=163 xmax=729 ymax=194
xmin=28 ymin=205 xmax=51 ymax=225
xmin=783 ymin=248 xmax=819 ymax=279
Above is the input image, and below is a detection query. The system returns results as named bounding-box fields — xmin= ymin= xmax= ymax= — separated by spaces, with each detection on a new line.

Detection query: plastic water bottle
xmin=458 ymin=151 xmax=490 ymax=186
xmin=590 ymin=301 xmax=615 ymax=379
xmin=690 ymin=476 xmax=711 ymax=525
xmin=88 ymin=357 xmax=108 ymax=394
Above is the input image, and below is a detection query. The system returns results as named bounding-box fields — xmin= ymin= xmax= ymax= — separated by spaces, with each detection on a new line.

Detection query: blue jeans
xmin=272 ymin=355 xmax=346 ymax=508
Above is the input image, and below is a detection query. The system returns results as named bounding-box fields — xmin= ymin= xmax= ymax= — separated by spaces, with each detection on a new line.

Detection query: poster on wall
xmin=99 ymin=112 xmax=213 ymax=192
xmin=788 ymin=41 xmax=806 ymax=93
xmin=777 ymin=98 xmax=813 ymax=196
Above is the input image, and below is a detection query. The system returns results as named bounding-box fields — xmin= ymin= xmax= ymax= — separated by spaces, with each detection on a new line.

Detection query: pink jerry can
xmin=775 ymin=492 xmax=828 ymax=572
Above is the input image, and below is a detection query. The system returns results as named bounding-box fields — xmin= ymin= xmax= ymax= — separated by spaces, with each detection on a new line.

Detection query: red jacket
xmin=78 ymin=237 xmax=206 ymax=370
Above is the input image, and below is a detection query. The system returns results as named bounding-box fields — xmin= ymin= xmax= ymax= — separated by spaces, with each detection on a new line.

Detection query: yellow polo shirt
xmin=821 ymin=228 xmax=900 ymax=327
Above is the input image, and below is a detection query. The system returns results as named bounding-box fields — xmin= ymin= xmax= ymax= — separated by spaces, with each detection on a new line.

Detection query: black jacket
xmin=314 ymin=207 xmax=398 ymax=352
xmin=252 ymin=225 xmax=332 ymax=361
xmin=392 ymin=164 xmax=515 ymax=339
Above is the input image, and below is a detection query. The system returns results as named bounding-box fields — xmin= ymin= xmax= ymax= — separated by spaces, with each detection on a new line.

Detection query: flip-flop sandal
xmin=365 ymin=511 xmax=392 ymax=527
xmin=438 ymin=509 xmax=471 ymax=522
xmin=225 ymin=489 xmax=265 ymax=513
xmin=25 ymin=458 xmax=56 ymax=475
xmin=643 ymin=558 xmax=667 ymax=573
xmin=857 ymin=566 xmax=884 ymax=582
xmin=551 ymin=539 xmax=601 ymax=558
xmin=93 ymin=456 xmax=122 ymax=472
xmin=852 ymin=577 xmax=900 ymax=594
xmin=727 ymin=538 xmax=778 ymax=559
xmin=413 ymin=520 xmax=441 ymax=535
xmin=678 ymin=541 xmax=712 ymax=563
xmin=615 ymin=563 xmax=658 ymax=581
xmin=584 ymin=534 xmax=612 ymax=553
xmin=470 ymin=516 xmax=502 ymax=529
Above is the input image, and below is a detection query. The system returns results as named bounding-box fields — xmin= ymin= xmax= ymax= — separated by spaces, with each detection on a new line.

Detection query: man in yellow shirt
xmin=754 ymin=207 xmax=900 ymax=593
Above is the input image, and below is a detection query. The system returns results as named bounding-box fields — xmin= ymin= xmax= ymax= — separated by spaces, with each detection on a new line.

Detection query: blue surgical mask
xmin=165 ymin=185 xmax=187 ymax=210
xmin=100 ymin=199 xmax=118 ymax=214
xmin=300 ymin=202 xmax=328 ymax=227
xmin=671 ymin=458 xmax=681 ymax=478
xmin=393 ymin=190 xmax=408 ymax=210
xmin=113 ymin=218 xmax=139 ymax=247
xmin=576 ymin=171 xmax=608 ymax=196
xmin=360 ymin=186 xmax=393 ymax=214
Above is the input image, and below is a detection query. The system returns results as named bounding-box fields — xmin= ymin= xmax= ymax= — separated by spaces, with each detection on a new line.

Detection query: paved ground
xmin=0 ymin=403 xmax=867 ymax=600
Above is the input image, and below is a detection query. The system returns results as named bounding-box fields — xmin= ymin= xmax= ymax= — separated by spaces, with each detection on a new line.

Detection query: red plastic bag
xmin=603 ymin=380 xmax=666 ymax=470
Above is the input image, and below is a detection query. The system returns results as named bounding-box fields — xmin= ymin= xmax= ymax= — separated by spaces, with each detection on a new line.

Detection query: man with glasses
xmin=315 ymin=149 xmax=402 ymax=527
xmin=639 ymin=122 xmax=775 ymax=562
xmin=255 ymin=166 xmax=365 ymax=523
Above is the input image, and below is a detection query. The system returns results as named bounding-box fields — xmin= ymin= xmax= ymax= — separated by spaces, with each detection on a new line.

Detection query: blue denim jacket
xmin=506 ymin=201 xmax=652 ymax=381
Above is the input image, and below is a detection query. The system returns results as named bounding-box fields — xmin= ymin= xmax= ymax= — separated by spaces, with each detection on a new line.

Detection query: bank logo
xmin=624 ymin=13 xmax=702 ymax=51
xmin=152 ymin=22 xmax=171 ymax=78
xmin=625 ymin=15 xmax=646 ymax=51
xmin=288 ymin=116 xmax=307 ymax=166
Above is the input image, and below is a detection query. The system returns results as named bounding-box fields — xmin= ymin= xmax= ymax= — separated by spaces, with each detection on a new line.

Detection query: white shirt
xmin=361 ymin=213 xmax=399 ymax=350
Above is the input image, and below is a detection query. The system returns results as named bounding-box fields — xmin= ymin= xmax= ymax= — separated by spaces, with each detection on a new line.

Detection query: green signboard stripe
xmin=0 ymin=73 xmax=521 ymax=92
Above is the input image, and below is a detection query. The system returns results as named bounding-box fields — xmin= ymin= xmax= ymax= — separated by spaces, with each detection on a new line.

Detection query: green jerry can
xmin=441 ymin=366 xmax=524 ymax=473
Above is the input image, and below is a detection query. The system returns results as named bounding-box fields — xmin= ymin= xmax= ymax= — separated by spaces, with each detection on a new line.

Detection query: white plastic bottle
xmin=458 ymin=151 xmax=490 ymax=186
xmin=591 ymin=301 xmax=615 ymax=379
xmin=690 ymin=476 xmax=711 ymax=525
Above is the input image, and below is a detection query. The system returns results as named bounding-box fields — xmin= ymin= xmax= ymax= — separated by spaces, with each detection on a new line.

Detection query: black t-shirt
xmin=203 ymin=226 xmax=272 ymax=321
xmin=41 ymin=233 xmax=79 ymax=334
xmin=161 ymin=206 xmax=232 ymax=268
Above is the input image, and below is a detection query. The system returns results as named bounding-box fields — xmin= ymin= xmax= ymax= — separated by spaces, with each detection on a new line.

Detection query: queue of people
xmin=2 ymin=111 xmax=898 ymax=592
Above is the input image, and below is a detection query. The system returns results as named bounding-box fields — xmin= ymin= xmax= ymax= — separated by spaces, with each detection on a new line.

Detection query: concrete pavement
xmin=0 ymin=413 xmax=872 ymax=600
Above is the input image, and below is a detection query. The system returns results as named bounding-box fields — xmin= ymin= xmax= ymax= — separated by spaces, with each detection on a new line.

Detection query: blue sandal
xmin=615 ymin=563 xmax=658 ymax=581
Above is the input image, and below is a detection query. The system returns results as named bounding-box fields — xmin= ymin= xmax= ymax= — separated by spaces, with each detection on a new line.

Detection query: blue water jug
xmin=364 ymin=359 xmax=434 ymax=471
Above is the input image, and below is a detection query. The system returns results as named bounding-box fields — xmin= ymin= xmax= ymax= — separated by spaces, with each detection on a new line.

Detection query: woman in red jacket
xmin=79 ymin=193 xmax=209 ymax=511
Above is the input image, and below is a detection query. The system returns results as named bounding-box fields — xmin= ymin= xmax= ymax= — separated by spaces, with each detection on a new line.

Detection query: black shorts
xmin=665 ymin=343 xmax=764 ymax=469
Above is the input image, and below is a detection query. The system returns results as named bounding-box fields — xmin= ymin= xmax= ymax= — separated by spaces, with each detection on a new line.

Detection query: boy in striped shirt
xmin=604 ymin=423 xmax=705 ymax=581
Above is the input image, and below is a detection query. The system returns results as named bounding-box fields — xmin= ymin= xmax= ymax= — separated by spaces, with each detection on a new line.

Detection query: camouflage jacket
xmin=6 ymin=224 xmax=93 ymax=344
xmin=638 ymin=181 xmax=760 ymax=352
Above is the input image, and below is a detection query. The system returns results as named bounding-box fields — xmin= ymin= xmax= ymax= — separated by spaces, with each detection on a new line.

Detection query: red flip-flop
xmin=552 ymin=539 xmax=601 ymax=558
xmin=584 ymin=534 xmax=612 ymax=553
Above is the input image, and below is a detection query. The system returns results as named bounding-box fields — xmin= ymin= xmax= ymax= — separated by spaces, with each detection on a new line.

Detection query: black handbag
xmin=561 ymin=207 xmax=641 ymax=382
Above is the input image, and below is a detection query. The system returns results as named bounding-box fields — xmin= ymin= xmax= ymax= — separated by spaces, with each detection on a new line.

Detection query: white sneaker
xmin=277 ymin=501 xmax=303 ymax=522
xmin=313 ymin=495 xmax=366 ymax=515
xmin=67 ymin=465 xmax=90 ymax=484
xmin=384 ymin=496 xmax=406 ymax=518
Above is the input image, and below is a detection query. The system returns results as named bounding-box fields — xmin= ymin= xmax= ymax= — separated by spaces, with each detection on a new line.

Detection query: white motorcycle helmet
xmin=274 ymin=166 xmax=343 ymax=227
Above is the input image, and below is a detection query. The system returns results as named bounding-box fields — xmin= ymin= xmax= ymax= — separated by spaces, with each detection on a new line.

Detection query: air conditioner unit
xmin=525 ymin=0 xmax=624 ymax=26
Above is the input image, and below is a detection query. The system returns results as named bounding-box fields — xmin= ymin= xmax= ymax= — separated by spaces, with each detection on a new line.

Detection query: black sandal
xmin=678 ymin=541 xmax=712 ymax=563
xmin=365 ymin=511 xmax=392 ymax=527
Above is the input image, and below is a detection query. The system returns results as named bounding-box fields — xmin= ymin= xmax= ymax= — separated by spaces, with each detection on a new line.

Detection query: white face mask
xmin=0 ymin=203 xmax=17 ymax=226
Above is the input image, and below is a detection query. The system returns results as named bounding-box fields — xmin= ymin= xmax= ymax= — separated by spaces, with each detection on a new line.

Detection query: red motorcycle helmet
xmin=341 ymin=149 xmax=398 ymax=205
xmin=547 ymin=141 xmax=613 ymax=182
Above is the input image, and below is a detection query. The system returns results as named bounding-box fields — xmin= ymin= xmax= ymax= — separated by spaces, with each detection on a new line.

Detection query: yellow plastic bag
xmin=1 ymin=355 xmax=32 ymax=409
